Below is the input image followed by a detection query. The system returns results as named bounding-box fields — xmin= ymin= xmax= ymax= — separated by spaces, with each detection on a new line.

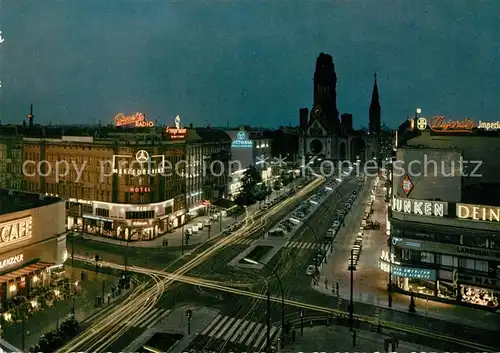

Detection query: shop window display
xmin=406 ymin=279 xmax=434 ymax=296
xmin=461 ymin=286 xmax=499 ymax=308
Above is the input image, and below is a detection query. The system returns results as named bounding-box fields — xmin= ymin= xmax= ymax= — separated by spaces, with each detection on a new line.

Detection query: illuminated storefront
xmin=0 ymin=191 xmax=67 ymax=311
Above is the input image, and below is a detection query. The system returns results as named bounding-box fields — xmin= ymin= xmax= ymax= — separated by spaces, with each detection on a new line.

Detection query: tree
xmin=273 ymin=179 xmax=282 ymax=192
xmin=235 ymin=166 xmax=262 ymax=207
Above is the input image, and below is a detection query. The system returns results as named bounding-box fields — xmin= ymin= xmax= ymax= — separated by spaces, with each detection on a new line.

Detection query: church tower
xmin=313 ymin=53 xmax=340 ymax=132
xmin=369 ymin=73 xmax=381 ymax=136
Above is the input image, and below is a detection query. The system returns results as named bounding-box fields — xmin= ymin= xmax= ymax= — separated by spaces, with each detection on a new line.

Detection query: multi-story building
xmin=225 ymin=128 xmax=273 ymax=198
xmin=0 ymin=190 xmax=67 ymax=309
xmin=185 ymin=128 xmax=231 ymax=218
xmin=383 ymin=121 xmax=500 ymax=310
xmin=0 ymin=118 xmax=233 ymax=242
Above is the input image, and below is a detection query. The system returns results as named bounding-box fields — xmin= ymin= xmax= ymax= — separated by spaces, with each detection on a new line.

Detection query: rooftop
xmin=0 ymin=190 xmax=62 ymax=216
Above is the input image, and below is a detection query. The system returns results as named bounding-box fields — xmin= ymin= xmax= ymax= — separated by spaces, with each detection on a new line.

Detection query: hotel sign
xmin=392 ymin=197 xmax=447 ymax=217
xmin=129 ymin=186 xmax=151 ymax=193
xmin=231 ymin=130 xmax=253 ymax=148
xmin=165 ymin=115 xmax=187 ymax=139
xmin=114 ymin=112 xmax=154 ymax=127
xmin=0 ymin=254 xmax=24 ymax=270
xmin=0 ymin=217 xmax=32 ymax=248
xmin=456 ymin=203 xmax=500 ymax=223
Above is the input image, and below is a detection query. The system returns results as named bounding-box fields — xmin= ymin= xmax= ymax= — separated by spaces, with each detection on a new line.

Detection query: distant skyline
xmin=1 ymin=1 xmax=499 ymax=129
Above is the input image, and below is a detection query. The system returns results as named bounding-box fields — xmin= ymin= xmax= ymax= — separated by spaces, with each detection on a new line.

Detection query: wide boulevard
xmin=60 ymin=175 xmax=499 ymax=353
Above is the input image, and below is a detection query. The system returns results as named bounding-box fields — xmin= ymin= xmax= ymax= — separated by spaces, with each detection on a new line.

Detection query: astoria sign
xmin=114 ymin=112 xmax=154 ymax=127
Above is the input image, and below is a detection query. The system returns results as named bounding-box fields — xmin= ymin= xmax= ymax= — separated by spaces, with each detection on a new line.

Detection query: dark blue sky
xmin=1 ymin=1 xmax=499 ymax=128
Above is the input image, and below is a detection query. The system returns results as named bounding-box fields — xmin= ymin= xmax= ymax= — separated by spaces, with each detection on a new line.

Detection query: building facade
xmin=185 ymin=128 xmax=232 ymax=218
xmin=0 ymin=119 xmax=233 ymax=242
xmin=298 ymin=53 xmax=379 ymax=162
xmin=384 ymin=126 xmax=500 ymax=309
xmin=0 ymin=190 xmax=67 ymax=309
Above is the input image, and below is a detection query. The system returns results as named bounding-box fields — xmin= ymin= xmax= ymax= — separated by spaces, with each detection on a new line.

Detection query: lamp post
xmin=244 ymin=258 xmax=285 ymax=349
xmin=181 ymin=224 xmax=184 ymax=255
xmin=348 ymin=249 xmax=355 ymax=331
xmin=387 ymin=229 xmax=392 ymax=307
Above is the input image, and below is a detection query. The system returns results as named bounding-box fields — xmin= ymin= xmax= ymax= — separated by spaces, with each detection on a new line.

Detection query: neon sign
xmin=429 ymin=116 xmax=475 ymax=133
xmin=231 ymin=130 xmax=253 ymax=148
xmin=165 ymin=115 xmax=187 ymax=139
xmin=129 ymin=186 xmax=152 ymax=193
xmin=114 ymin=112 xmax=154 ymax=127
xmin=0 ymin=254 xmax=24 ymax=269
xmin=112 ymin=150 xmax=166 ymax=175
xmin=0 ymin=217 xmax=32 ymax=248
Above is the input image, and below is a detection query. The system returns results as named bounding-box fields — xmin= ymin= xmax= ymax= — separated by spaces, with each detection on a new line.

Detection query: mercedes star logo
xmin=417 ymin=117 xmax=427 ymax=131
xmin=136 ymin=150 xmax=149 ymax=163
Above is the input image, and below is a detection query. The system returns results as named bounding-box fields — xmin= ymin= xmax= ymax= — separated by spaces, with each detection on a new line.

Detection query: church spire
xmin=369 ymin=73 xmax=381 ymax=135
xmin=370 ymin=73 xmax=380 ymax=109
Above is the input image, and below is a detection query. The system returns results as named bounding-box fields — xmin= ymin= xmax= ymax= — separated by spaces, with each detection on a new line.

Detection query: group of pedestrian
xmin=162 ymin=238 xmax=169 ymax=247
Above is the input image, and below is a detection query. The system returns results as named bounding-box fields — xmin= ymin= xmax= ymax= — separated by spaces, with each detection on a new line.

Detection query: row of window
xmin=399 ymin=249 xmax=490 ymax=273
xmin=393 ymin=227 xmax=500 ymax=250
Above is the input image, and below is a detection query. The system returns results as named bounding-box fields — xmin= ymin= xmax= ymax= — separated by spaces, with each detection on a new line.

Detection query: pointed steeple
xmin=370 ymin=73 xmax=380 ymax=109
xmin=369 ymin=73 xmax=381 ymax=135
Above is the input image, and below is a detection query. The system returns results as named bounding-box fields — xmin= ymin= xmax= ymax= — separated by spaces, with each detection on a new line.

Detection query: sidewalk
xmin=287 ymin=325 xmax=438 ymax=352
xmin=311 ymin=178 xmax=500 ymax=330
xmin=2 ymin=266 xmax=130 ymax=350
xmin=76 ymin=180 xmax=302 ymax=249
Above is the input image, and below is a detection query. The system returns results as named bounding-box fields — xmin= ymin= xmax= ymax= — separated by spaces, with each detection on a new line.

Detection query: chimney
xmin=299 ymin=108 xmax=309 ymax=129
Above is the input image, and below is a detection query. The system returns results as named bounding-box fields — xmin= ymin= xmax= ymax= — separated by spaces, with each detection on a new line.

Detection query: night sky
xmin=0 ymin=1 xmax=499 ymax=128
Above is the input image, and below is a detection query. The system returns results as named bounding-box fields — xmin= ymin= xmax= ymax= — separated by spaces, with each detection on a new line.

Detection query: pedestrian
xmin=352 ymin=330 xmax=356 ymax=347
xmin=336 ymin=282 xmax=339 ymax=296
xmin=165 ymin=239 xmax=168 ymax=247
xmin=324 ymin=278 xmax=328 ymax=290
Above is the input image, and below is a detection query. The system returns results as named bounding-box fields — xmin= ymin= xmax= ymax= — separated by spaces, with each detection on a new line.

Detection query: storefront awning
xmin=211 ymin=199 xmax=236 ymax=209
xmin=0 ymin=261 xmax=53 ymax=283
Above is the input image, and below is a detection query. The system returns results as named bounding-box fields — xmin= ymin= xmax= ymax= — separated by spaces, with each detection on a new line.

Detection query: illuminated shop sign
xmin=457 ymin=273 xmax=500 ymax=289
xmin=0 ymin=254 xmax=24 ymax=269
xmin=231 ymin=130 xmax=253 ymax=148
xmin=129 ymin=187 xmax=151 ymax=193
xmin=478 ymin=121 xmax=500 ymax=131
xmin=132 ymin=221 xmax=149 ymax=226
xmin=426 ymin=116 xmax=475 ymax=133
xmin=392 ymin=197 xmax=447 ymax=217
xmin=114 ymin=112 xmax=154 ymax=127
xmin=0 ymin=217 xmax=32 ymax=248
xmin=457 ymin=246 xmax=500 ymax=260
xmin=112 ymin=150 xmax=166 ymax=176
xmin=456 ymin=203 xmax=500 ymax=223
xmin=165 ymin=115 xmax=187 ymax=140
xmin=378 ymin=253 xmax=436 ymax=280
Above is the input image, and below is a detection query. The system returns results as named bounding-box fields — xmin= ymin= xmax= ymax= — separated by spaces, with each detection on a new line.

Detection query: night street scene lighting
xmin=0 ymin=2 xmax=498 ymax=352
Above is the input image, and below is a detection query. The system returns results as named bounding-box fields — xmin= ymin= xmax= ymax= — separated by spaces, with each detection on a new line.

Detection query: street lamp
xmin=387 ymin=229 xmax=392 ymax=308
xmin=243 ymin=258 xmax=285 ymax=350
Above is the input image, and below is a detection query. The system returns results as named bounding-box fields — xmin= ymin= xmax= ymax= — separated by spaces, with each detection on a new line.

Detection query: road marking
xmin=230 ymin=320 xmax=250 ymax=342
xmin=208 ymin=316 xmax=229 ymax=337
xmin=238 ymin=321 xmax=257 ymax=343
xmin=201 ymin=314 xmax=222 ymax=335
xmin=216 ymin=317 xmax=235 ymax=339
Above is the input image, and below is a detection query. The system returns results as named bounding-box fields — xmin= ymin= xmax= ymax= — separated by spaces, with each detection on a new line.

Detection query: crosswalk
xmin=235 ymin=238 xmax=324 ymax=250
xmin=190 ymin=314 xmax=281 ymax=351
xmin=126 ymin=308 xmax=172 ymax=328
xmin=285 ymin=241 xmax=326 ymax=250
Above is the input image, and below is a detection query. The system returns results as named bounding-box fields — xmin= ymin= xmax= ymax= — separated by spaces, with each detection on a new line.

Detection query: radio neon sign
xmin=114 ymin=112 xmax=154 ymax=127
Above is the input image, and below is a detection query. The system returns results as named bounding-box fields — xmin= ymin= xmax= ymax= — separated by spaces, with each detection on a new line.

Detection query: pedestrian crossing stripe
xmin=128 ymin=308 xmax=172 ymax=328
xmin=285 ymin=241 xmax=322 ymax=249
xmin=199 ymin=314 xmax=281 ymax=350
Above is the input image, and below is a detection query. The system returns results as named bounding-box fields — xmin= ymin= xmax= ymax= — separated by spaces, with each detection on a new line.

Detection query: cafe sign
xmin=165 ymin=115 xmax=187 ymax=139
xmin=0 ymin=254 xmax=24 ymax=270
xmin=0 ymin=217 xmax=32 ymax=248
xmin=392 ymin=197 xmax=447 ymax=217
xmin=114 ymin=112 xmax=154 ymax=127
xmin=456 ymin=203 xmax=500 ymax=223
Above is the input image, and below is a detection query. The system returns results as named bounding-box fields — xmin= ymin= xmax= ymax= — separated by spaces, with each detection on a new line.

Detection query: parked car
xmin=306 ymin=265 xmax=315 ymax=276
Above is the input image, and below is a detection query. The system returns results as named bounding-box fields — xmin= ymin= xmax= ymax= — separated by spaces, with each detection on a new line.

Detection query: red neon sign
xmin=165 ymin=127 xmax=187 ymax=139
xmin=129 ymin=186 xmax=151 ymax=193
xmin=114 ymin=113 xmax=154 ymax=127
xmin=430 ymin=116 xmax=475 ymax=133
